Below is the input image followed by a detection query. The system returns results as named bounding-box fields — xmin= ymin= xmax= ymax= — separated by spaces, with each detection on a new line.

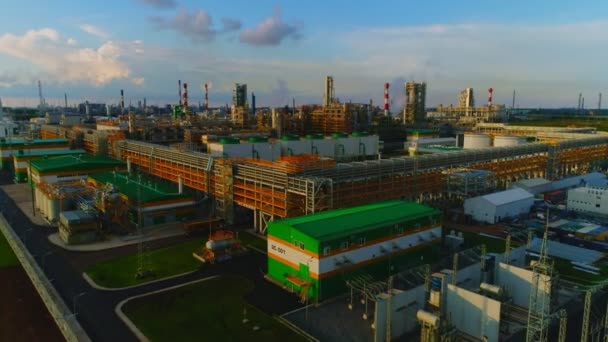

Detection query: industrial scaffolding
xmin=115 ymin=136 xmax=608 ymax=231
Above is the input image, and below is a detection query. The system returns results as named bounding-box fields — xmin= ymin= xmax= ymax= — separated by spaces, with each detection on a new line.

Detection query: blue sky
xmin=1 ymin=0 xmax=607 ymax=109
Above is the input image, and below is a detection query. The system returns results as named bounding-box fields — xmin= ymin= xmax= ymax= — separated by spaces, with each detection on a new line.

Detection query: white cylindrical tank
xmin=48 ymin=199 xmax=59 ymax=222
xmin=416 ymin=310 xmax=440 ymax=327
xmin=480 ymin=282 xmax=503 ymax=296
xmin=206 ymin=238 xmax=235 ymax=251
xmin=463 ymin=133 xmax=491 ymax=149
xmin=493 ymin=135 xmax=526 ymax=147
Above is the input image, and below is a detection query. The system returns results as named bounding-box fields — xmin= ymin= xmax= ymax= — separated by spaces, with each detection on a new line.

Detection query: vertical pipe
xmin=178 ymin=176 xmax=183 ymax=194
xmin=127 ymin=157 xmax=131 ymax=173
xmin=384 ymin=82 xmax=390 ymax=116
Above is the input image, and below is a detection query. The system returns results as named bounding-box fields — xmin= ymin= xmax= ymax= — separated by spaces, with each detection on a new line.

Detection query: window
xmin=340 ymin=241 xmax=349 ymax=250
xmin=293 ymin=240 xmax=299 ymax=247
xmin=299 ymin=242 xmax=305 ymax=250
xmin=358 ymin=237 xmax=366 ymax=246
xmin=323 ymin=246 xmax=331 ymax=256
xmin=597 ymin=204 xmax=601 ymax=208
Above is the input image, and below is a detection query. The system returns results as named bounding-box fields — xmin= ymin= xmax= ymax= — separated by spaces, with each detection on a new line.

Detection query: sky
xmin=0 ymin=0 xmax=607 ymax=109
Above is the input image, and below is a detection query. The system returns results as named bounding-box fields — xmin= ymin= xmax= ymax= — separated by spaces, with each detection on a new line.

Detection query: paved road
xmin=0 ymin=173 xmax=301 ymax=342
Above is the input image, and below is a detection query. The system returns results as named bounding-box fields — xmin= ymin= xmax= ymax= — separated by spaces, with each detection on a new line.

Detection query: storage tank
xmin=493 ymin=135 xmax=526 ymax=147
xmin=206 ymin=238 xmax=235 ymax=251
xmin=416 ymin=310 xmax=439 ymax=327
xmin=463 ymin=133 xmax=491 ymax=149
xmin=48 ymin=198 xmax=60 ymax=222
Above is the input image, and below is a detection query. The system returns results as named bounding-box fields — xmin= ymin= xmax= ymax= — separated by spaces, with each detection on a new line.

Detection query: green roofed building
xmin=88 ymin=171 xmax=195 ymax=227
xmin=267 ymin=200 xmax=442 ymax=302
xmin=30 ymin=155 xmax=126 ymax=185
xmin=0 ymin=138 xmax=70 ymax=169
xmin=13 ymin=149 xmax=86 ymax=182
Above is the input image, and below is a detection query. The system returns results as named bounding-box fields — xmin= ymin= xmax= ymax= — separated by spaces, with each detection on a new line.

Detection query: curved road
xmin=0 ymin=175 xmax=301 ymax=342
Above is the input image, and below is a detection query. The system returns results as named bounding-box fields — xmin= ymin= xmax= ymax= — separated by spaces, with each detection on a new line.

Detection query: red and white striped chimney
xmin=204 ymin=83 xmax=209 ymax=111
xmin=384 ymin=82 xmax=390 ymax=116
xmin=488 ymin=87 xmax=493 ymax=107
xmin=183 ymin=83 xmax=188 ymax=110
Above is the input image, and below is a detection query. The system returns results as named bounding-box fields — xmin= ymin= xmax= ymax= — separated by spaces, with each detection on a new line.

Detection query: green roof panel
xmin=88 ymin=171 xmax=192 ymax=204
xmin=30 ymin=155 xmax=125 ymax=173
xmin=271 ymin=200 xmax=440 ymax=241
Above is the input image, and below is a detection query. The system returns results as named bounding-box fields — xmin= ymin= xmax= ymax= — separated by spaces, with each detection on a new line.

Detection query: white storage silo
xmin=463 ymin=133 xmax=491 ymax=149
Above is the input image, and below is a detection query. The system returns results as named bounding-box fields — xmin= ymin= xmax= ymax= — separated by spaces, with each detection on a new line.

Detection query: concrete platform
xmin=48 ymin=223 xmax=186 ymax=252
xmin=0 ymin=183 xmax=48 ymax=226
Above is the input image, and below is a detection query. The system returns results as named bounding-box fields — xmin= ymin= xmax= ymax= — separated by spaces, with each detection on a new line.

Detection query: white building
xmin=464 ymin=188 xmax=534 ymax=224
xmin=567 ymin=185 xmax=608 ymax=216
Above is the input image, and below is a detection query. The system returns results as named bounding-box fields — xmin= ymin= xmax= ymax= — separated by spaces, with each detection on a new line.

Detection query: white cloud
xmin=131 ymin=77 xmax=145 ymax=86
xmin=67 ymin=37 xmax=77 ymax=46
xmin=139 ymin=0 xmax=177 ymax=9
xmin=240 ymin=5 xmax=301 ymax=46
xmin=80 ymin=24 xmax=108 ymax=38
xmin=0 ymin=28 xmax=135 ymax=86
xmin=150 ymin=9 xmax=241 ymax=43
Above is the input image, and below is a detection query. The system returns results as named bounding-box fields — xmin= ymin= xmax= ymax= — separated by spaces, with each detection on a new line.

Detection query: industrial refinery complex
xmin=1 ymin=75 xmax=608 ymax=342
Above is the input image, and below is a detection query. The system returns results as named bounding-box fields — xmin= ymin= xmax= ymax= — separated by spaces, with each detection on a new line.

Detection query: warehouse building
xmin=88 ymin=171 xmax=196 ymax=228
xmin=567 ymin=185 xmax=608 ymax=216
xmin=464 ymin=188 xmax=534 ymax=224
xmin=0 ymin=138 xmax=70 ymax=169
xmin=12 ymin=149 xmax=86 ymax=182
xmin=266 ymin=200 xmax=442 ymax=302
xmin=29 ymin=155 xmax=126 ymax=186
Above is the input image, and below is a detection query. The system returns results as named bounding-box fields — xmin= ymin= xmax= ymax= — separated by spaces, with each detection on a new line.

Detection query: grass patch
xmin=85 ymin=239 xmax=204 ymax=288
xmin=124 ymin=275 xmax=305 ymax=342
xmin=0 ymin=233 xmax=19 ymax=269
xmin=521 ymin=118 xmax=608 ymax=132
xmin=238 ymin=232 xmax=267 ymax=252
xmin=460 ymin=231 xmax=508 ymax=253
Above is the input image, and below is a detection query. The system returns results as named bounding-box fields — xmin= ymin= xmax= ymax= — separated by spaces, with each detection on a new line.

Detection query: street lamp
xmin=72 ymin=292 xmax=86 ymax=316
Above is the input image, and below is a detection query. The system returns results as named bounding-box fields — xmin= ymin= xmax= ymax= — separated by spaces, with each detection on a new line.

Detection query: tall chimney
xmin=204 ymin=83 xmax=209 ymax=111
xmin=487 ymin=88 xmax=493 ymax=107
xmin=120 ymin=89 xmax=125 ymax=115
xmin=178 ymin=80 xmax=182 ymax=107
xmin=183 ymin=83 xmax=188 ymax=111
xmin=384 ymin=83 xmax=390 ymax=116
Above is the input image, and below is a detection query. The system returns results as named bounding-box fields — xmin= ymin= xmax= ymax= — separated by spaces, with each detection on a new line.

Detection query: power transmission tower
xmin=558 ymin=309 xmax=567 ymax=342
xmin=526 ymin=212 xmax=553 ymax=342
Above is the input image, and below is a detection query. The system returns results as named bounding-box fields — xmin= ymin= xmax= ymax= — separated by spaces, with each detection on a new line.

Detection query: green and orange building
xmin=267 ymin=200 xmax=442 ymax=302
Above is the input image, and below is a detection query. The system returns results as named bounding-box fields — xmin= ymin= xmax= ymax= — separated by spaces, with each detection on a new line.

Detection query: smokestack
xmin=183 ymin=83 xmax=188 ymax=111
xmin=120 ymin=89 xmax=125 ymax=115
xmin=204 ymin=83 xmax=209 ymax=111
xmin=64 ymin=93 xmax=68 ymax=109
xmin=178 ymin=80 xmax=182 ymax=107
xmin=143 ymin=97 xmax=146 ymax=110
xmin=578 ymin=93 xmax=582 ymax=112
xmin=487 ymin=88 xmax=493 ymax=107
xmin=85 ymin=101 xmax=90 ymax=119
xmin=599 ymin=93 xmax=602 ymax=111
xmin=324 ymin=76 xmax=334 ymax=107
xmin=384 ymin=82 xmax=389 ymax=116
xmin=106 ymin=104 xmax=110 ymax=117
xmin=582 ymin=97 xmax=585 ymax=110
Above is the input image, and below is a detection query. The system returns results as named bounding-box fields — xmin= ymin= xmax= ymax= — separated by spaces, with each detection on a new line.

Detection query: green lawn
xmin=85 ymin=238 xmax=204 ymax=288
xmin=0 ymin=233 xmax=19 ymax=269
xmin=521 ymin=118 xmax=608 ymax=132
xmin=460 ymin=231 xmax=508 ymax=254
xmin=527 ymin=255 xmax=608 ymax=285
xmin=124 ymin=275 xmax=305 ymax=342
xmin=238 ymin=232 xmax=267 ymax=252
